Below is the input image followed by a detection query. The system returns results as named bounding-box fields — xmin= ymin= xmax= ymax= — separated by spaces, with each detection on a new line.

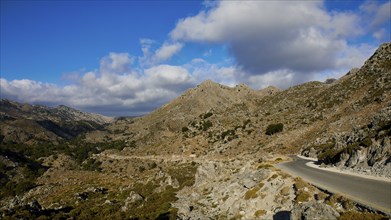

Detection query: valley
xmin=0 ymin=43 xmax=390 ymax=219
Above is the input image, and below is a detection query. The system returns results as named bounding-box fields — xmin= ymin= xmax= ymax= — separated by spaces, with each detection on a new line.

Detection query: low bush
xmin=265 ymin=123 xmax=283 ymax=135
xmin=202 ymin=120 xmax=213 ymax=131
xmin=203 ymin=112 xmax=213 ymax=119
xmin=295 ymin=191 xmax=311 ymax=203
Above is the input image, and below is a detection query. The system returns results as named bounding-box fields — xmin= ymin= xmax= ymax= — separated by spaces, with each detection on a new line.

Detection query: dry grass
xmin=244 ymin=182 xmax=264 ymax=200
xmin=326 ymin=194 xmax=355 ymax=210
xmin=277 ymin=171 xmax=291 ymax=179
xmin=245 ymin=187 xmax=260 ymax=200
xmin=315 ymin=191 xmax=328 ymax=201
xmin=257 ymin=163 xmax=273 ymax=169
xmin=254 ymin=209 xmax=267 ymax=217
xmin=294 ymin=177 xmax=309 ymax=190
xmin=295 ymin=191 xmax=311 ymax=203
xmin=268 ymin=174 xmax=278 ymax=181
xmin=279 ymin=186 xmax=290 ymax=196
xmin=338 ymin=211 xmax=388 ymax=220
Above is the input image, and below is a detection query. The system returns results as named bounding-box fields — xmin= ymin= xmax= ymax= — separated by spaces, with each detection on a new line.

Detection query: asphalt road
xmin=275 ymin=156 xmax=391 ymax=215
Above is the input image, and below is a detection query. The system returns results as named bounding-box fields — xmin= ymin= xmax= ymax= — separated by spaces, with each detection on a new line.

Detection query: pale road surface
xmin=276 ymin=156 xmax=391 ymax=215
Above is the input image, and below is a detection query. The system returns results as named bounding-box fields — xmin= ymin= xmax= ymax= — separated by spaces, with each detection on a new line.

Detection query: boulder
xmin=346 ymin=147 xmax=367 ymax=167
xmin=121 ymin=191 xmax=144 ymax=212
xmin=291 ymin=201 xmax=340 ymax=220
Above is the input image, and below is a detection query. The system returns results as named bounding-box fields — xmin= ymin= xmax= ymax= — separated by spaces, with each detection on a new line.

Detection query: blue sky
xmin=1 ymin=0 xmax=390 ymax=116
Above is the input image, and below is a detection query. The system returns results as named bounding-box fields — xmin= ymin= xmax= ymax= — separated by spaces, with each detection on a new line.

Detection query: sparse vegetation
xmin=338 ymin=211 xmax=388 ymax=220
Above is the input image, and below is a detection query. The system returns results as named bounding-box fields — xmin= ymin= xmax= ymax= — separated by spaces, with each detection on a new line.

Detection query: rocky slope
xmin=301 ymin=43 xmax=391 ymax=177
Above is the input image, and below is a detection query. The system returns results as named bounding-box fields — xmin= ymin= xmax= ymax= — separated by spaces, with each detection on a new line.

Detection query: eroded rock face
xmin=302 ymin=105 xmax=391 ymax=177
xmin=291 ymin=201 xmax=340 ymax=220
xmin=368 ymin=137 xmax=391 ymax=166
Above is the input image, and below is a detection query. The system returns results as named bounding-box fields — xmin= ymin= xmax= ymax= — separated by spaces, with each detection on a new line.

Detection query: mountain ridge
xmin=0 ymin=99 xmax=113 ymax=144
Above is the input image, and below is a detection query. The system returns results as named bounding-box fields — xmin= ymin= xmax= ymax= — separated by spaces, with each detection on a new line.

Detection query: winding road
xmin=276 ymin=156 xmax=391 ymax=215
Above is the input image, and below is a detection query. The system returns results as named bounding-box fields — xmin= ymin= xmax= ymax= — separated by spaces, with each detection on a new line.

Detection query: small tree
xmin=265 ymin=123 xmax=283 ymax=135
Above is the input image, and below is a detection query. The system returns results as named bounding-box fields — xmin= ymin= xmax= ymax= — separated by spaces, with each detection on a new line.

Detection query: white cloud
xmin=335 ymin=43 xmax=377 ymax=69
xmin=154 ymin=42 xmax=183 ymax=62
xmin=170 ymin=1 xmax=376 ymax=77
xmin=246 ymin=69 xmax=299 ymax=90
xmin=360 ymin=1 xmax=391 ymax=28
xmin=100 ymin=52 xmax=133 ymax=74
xmin=373 ymin=28 xmax=387 ymax=40
xmin=0 ymin=52 xmax=195 ymax=116
xmin=359 ymin=1 xmax=391 ymax=41
xmin=139 ymin=41 xmax=183 ymax=67
xmin=185 ymin=58 xmax=239 ymax=86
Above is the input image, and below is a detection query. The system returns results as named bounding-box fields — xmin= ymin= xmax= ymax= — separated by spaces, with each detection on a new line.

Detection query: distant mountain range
xmin=0 ymin=99 xmax=112 ymax=144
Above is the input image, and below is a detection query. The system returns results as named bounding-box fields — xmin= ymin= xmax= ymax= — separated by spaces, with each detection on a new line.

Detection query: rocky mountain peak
xmin=196 ymin=79 xmax=229 ymax=91
xmin=258 ymin=86 xmax=281 ymax=96
xmin=363 ymin=42 xmax=391 ymax=73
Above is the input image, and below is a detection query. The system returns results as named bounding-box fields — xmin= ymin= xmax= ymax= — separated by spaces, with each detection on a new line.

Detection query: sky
xmin=1 ymin=0 xmax=390 ymax=116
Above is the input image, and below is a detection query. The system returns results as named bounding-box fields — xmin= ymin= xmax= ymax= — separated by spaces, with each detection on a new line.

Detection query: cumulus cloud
xmin=246 ymin=70 xmax=297 ymax=90
xmin=185 ymin=58 xmax=239 ymax=86
xmin=0 ymin=52 xmax=195 ymax=116
xmin=360 ymin=0 xmax=391 ymax=28
xmin=154 ymin=42 xmax=183 ymax=62
xmin=170 ymin=1 xmax=378 ymax=76
xmin=100 ymin=52 xmax=134 ymax=74
xmin=139 ymin=41 xmax=183 ymax=67
xmin=359 ymin=0 xmax=391 ymax=41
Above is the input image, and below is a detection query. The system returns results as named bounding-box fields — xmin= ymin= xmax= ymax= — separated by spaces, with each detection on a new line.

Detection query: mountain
xmin=0 ymin=43 xmax=390 ymax=219
xmin=0 ymin=99 xmax=113 ymax=144
xmin=92 ymin=43 xmax=390 ymax=164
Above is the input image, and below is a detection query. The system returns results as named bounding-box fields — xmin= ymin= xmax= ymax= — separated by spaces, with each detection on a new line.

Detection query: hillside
xmin=0 ymin=99 xmax=112 ymax=144
xmin=0 ymin=43 xmax=390 ymax=219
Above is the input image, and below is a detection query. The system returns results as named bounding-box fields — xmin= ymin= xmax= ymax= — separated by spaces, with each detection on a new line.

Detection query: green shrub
xmin=14 ymin=180 xmax=36 ymax=195
xmin=82 ymin=158 xmax=102 ymax=172
xmin=361 ymin=137 xmax=372 ymax=147
xmin=203 ymin=112 xmax=213 ymax=119
xmin=181 ymin=127 xmax=189 ymax=132
xmin=265 ymin=123 xmax=283 ymax=135
xmin=202 ymin=120 xmax=213 ymax=131
xmin=318 ymin=148 xmax=341 ymax=162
